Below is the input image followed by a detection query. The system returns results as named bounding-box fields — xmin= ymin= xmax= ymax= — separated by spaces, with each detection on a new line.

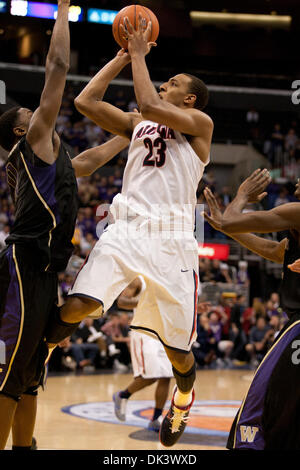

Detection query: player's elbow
xmin=140 ymin=102 xmax=161 ymax=121
xmin=74 ymin=95 xmax=87 ymax=113
xmin=48 ymin=56 xmax=69 ymax=72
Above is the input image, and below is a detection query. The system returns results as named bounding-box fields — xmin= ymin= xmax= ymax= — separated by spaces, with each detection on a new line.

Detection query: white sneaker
xmin=113 ymin=391 xmax=128 ymax=421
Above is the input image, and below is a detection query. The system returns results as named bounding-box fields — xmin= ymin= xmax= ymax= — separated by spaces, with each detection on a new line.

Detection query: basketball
xmin=112 ymin=5 xmax=159 ymax=50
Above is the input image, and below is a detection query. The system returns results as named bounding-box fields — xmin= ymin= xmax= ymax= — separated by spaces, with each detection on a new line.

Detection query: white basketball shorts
xmin=68 ymin=221 xmax=199 ymax=353
xmin=130 ymin=330 xmax=173 ymax=379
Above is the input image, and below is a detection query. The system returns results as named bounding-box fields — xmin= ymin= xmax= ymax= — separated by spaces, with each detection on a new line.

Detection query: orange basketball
xmin=112 ymin=4 xmax=159 ymax=50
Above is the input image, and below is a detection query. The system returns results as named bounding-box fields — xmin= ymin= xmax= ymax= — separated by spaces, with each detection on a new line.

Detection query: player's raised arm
xmin=71 ymin=135 xmax=129 ymax=177
xmin=26 ymin=0 xmax=70 ymax=164
xmin=125 ymin=15 xmax=213 ymax=144
xmin=204 ymin=166 xmax=300 ymax=235
xmin=203 ymin=185 xmax=287 ymax=264
xmin=74 ymin=51 xmax=136 ymax=139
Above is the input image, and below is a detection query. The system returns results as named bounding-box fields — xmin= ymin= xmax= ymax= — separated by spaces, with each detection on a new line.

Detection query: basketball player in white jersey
xmin=113 ymin=277 xmax=173 ymax=431
xmin=46 ymin=15 xmax=213 ymax=447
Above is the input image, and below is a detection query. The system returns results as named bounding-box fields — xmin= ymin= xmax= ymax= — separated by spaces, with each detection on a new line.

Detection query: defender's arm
xmin=26 ymin=1 xmax=70 ymax=164
xmin=72 ymin=135 xmax=129 ymax=177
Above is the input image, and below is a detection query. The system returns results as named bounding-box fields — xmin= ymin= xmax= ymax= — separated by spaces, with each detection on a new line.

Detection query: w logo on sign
xmin=240 ymin=425 xmax=259 ymax=443
xmin=0 ymin=340 xmax=6 ymax=372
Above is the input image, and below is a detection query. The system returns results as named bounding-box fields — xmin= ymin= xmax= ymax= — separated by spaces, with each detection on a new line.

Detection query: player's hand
xmin=288 ymin=258 xmax=300 ymax=273
xmin=116 ymin=48 xmax=131 ymax=65
xmin=203 ymin=187 xmax=223 ymax=231
xmin=121 ymin=13 xmax=157 ymax=57
xmin=236 ymin=168 xmax=271 ymax=204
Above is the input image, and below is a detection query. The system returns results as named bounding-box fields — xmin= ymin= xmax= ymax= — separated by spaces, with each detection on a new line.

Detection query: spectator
xmin=270 ymin=123 xmax=284 ymax=167
xmin=242 ymin=297 xmax=265 ymax=336
xmin=269 ymin=292 xmax=280 ymax=309
xmin=228 ymin=323 xmax=248 ymax=364
xmin=101 ymin=312 xmax=130 ymax=371
xmin=219 ymin=186 xmax=232 ymax=207
xmin=230 ymin=294 xmax=246 ymax=328
xmin=70 ymin=318 xmax=104 ymax=370
xmin=60 ymin=274 xmax=74 ymax=299
xmin=216 ymin=263 xmax=234 ymax=284
xmin=237 ymin=261 xmax=250 ymax=287
xmin=246 ymin=108 xmax=259 ymax=125
xmin=192 ymin=313 xmax=217 ymax=367
xmin=80 ymin=232 xmax=96 ymax=256
xmin=274 ymin=187 xmax=290 ymax=207
xmin=0 ymin=224 xmax=9 ymax=249
xmin=246 ymin=316 xmax=272 ymax=367
xmin=246 ymin=108 xmax=260 ymax=140
xmin=285 ymin=128 xmax=298 ymax=158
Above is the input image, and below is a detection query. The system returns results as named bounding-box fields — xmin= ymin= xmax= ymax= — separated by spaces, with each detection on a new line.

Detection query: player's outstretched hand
xmin=116 ymin=48 xmax=131 ymax=65
xmin=203 ymin=187 xmax=223 ymax=231
xmin=288 ymin=258 xmax=300 ymax=273
xmin=236 ymin=168 xmax=271 ymax=204
xmin=121 ymin=13 xmax=157 ymax=57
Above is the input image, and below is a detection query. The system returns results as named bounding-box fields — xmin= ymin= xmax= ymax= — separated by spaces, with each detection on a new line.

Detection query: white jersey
xmin=110 ymin=120 xmax=209 ymax=233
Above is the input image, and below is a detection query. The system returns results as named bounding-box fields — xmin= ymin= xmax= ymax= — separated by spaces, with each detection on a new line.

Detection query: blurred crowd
xmin=193 ymin=291 xmax=288 ymax=369
xmin=245 ymin=108 xmax=300 ymax=179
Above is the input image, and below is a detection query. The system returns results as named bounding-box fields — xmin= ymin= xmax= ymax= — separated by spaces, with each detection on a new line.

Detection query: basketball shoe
xmin=148 ymin=414 xmax=163 ymax=432
xmin=159 ymin=387 xmax=195 ymax=447
xmin=113 ymin=391 xmax=128 ymax=421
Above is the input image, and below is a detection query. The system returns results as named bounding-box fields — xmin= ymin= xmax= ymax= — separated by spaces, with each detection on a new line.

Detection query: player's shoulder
xmin=186 ymin=108 xmax=214 ymax=129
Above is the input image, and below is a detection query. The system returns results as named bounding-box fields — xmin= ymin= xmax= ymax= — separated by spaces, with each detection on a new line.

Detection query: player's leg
xmin=0 ymin=394 xmax=18 ymax=449
xmin=148 ymin=377 xmax=171 ymax=431
xmin=154 ymin=377 xmax=171 ymax=412
xmin=46 ymin=296 xmax=101 ymax=349
xmin=227 ymin=316 xmax=300 ymax=450
xmin=159 ymin=348 xmax=196 ymax=447
xmin=11 ymin=393 xmax=37 ymax=449
xmin=113 ymin=376 xmax=157 ymax=422
xmin=46 ymin=250 xmax=136 ymax=347
xmin=163 ymin=347 xmax=196 ymax=407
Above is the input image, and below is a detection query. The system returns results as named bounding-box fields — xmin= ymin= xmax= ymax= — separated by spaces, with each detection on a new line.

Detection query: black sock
xmin=119 ymin=389 xmax=131 ymax=399
xmin=152 ymin=407 xmax=162 ymax=421
xmin=12 ymin=446 xmax=31 ymax=451
xmin=172 ymin=362 xmax=196 ymax=393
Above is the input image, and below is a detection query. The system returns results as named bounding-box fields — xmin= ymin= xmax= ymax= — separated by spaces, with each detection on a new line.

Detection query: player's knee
xmin=164 ymin=349 xmax=194 ymax=373
xmin=61 ymin=296 xmax=102 ymax=323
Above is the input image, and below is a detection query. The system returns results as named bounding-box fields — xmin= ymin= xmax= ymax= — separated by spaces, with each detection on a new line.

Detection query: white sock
xmin=174 ymin=389 xmax=193 ymax=408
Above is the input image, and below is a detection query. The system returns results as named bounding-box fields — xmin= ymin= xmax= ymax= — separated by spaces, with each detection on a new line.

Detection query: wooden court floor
xmin=6 ymin=369 xmax=254 ymax=451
